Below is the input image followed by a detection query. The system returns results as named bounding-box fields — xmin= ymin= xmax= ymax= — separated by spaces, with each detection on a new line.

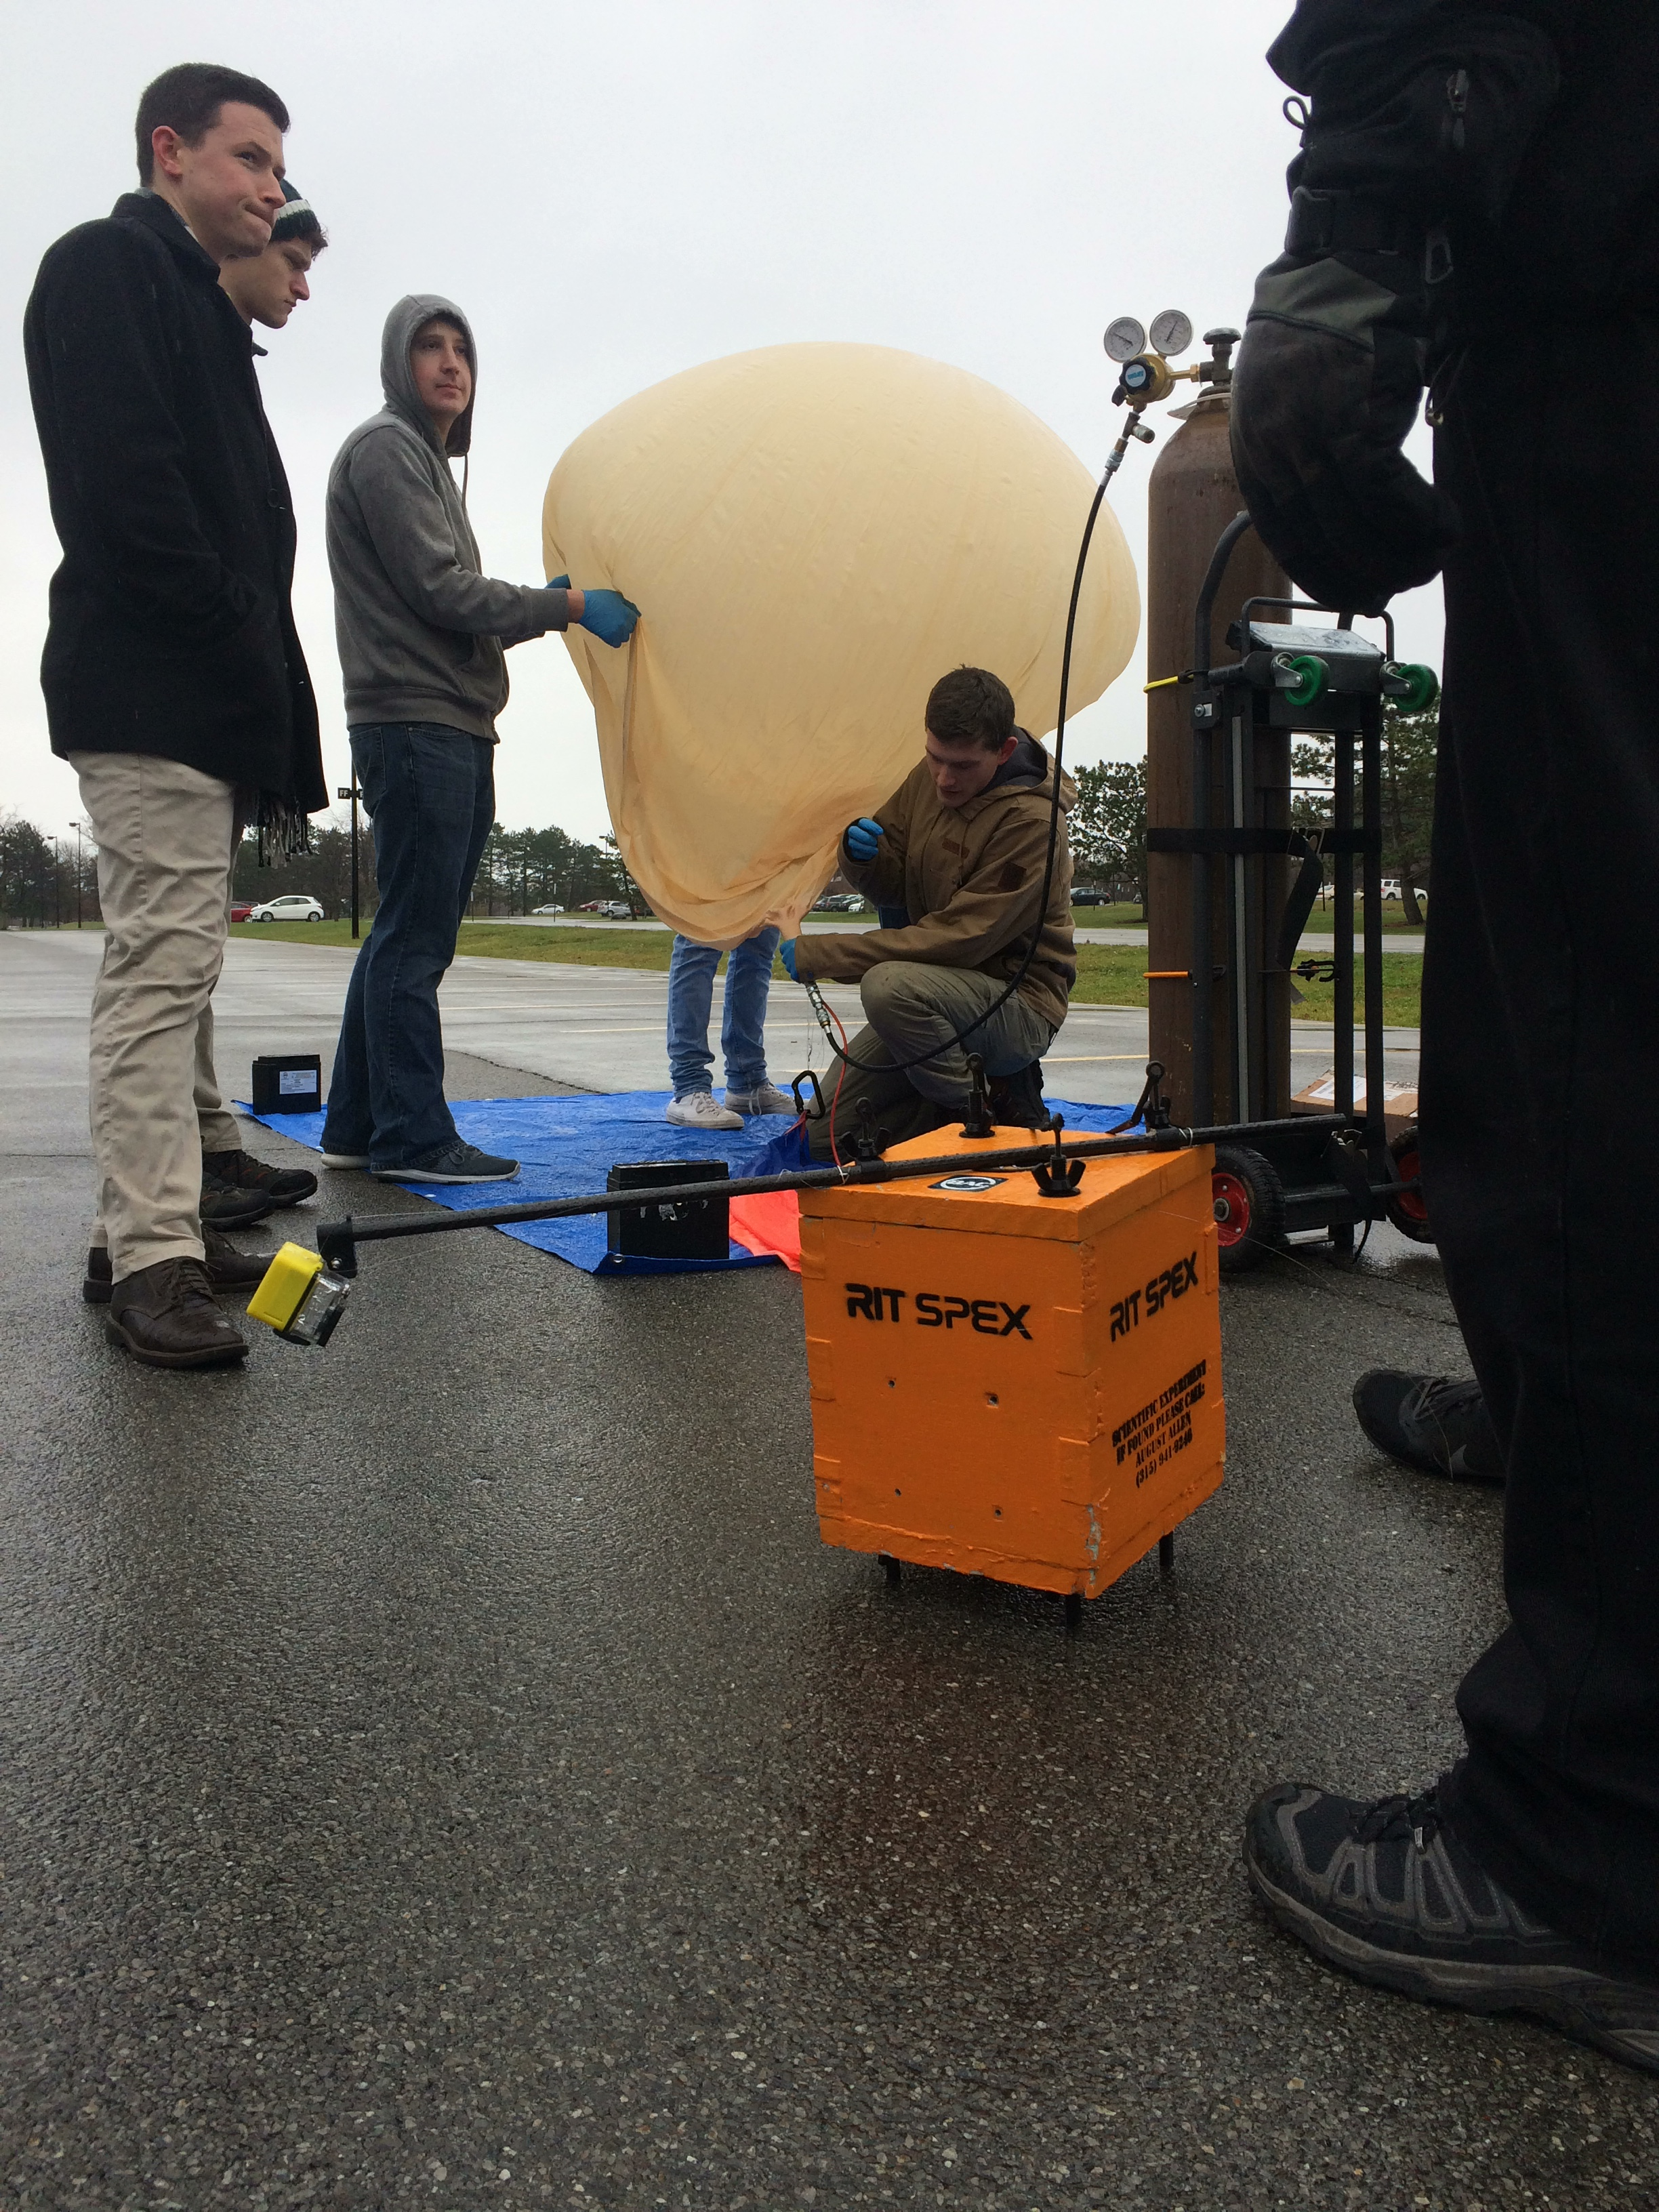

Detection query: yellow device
xmin=799 ymin=1127 xmax=1225 ymax=1605
xmin=247 ymin=1242 xmax=352 ymax=1346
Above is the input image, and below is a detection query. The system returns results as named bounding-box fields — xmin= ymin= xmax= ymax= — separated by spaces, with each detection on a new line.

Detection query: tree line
xmin=0 ymin=813 xmax=98 ymax=928
xmin=228 ymin=813 xmax=639 ymax=920
xmin=1070 ymin=759 xmax=1149 ymax=906
xmin=5 ymin=710 xmax=1435 ymax=930
xmin=1291 ymin=705 xmax=1437 ymax=920
xmin=1063 ymin=708 xmax=1437 ymax=920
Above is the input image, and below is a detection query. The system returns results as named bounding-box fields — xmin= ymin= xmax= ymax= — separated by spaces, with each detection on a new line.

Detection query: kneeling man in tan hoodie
xmin=781 ymin=666 xmax=1076 ymax=1162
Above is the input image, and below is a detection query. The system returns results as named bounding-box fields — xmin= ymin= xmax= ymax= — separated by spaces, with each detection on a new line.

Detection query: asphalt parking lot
xmin=3 ymin=930 xmax=1654 ymax=2211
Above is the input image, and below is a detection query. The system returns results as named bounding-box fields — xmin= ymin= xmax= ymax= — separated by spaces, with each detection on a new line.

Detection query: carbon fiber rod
xmin=314 ymin=1113 xmax=1349 ymax=1273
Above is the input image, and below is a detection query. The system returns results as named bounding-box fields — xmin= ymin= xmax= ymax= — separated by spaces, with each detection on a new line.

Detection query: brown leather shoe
xmin=83 ymin=1229 xmax=270 ymax=1306
xmin=104 ymin=1257 xmax=249 ymax=1368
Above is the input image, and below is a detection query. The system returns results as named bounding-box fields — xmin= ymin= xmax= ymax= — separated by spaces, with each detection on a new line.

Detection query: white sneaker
xmin=320 ymin=1150 xmax=371 ymax=1169
xmin=665 ymin=1090 xmax=743 ymax=1130
xmin=724 ymin=1082 xmax=796 ymax=1116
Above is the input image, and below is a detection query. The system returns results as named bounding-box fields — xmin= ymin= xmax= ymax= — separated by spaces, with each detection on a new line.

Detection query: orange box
xmin=798 ymin=1128 xmax=1225 ymax=1601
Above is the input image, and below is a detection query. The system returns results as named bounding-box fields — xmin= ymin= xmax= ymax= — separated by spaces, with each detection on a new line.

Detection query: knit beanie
xmin=271 ymin=176 xmax=325 ymax=249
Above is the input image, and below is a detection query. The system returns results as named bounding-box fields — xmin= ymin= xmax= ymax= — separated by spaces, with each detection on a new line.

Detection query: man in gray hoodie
xmin=319 ymin=294 xmax=638 ymax=1183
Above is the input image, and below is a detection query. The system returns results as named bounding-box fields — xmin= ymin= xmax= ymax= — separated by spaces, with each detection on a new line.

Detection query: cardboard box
xmin=1291 ymin=1070 xmax=1417 ymax=1142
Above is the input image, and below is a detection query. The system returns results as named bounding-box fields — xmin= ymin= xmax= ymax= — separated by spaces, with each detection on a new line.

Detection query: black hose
xmin=316 ymin=1111 xmax=1347 ymax=1271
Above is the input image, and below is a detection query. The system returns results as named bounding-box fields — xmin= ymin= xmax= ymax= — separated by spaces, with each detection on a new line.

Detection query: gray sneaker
xmin=724 ymin=1082 xmax=796 ymax=1116
xmin=1246 ymin=1778 xmax=1659 ymax=2076
xmin=373 ymin=1141 xmax=520 ymax=1184
xmin=1352 ymin=1370 xmax=1504 ymax=1483
xmin=665 ymin=1090 xmax=743 ymax=1131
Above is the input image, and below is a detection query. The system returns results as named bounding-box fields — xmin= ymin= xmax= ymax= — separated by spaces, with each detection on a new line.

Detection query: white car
xmin=531 ymin=903 xmax=565 ymax=915
xmin=248 ymin=893 xmax=325 ymax=923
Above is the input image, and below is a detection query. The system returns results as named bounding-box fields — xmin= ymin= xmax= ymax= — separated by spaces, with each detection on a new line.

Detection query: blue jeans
xmin=666 ymin=928 xmax=780 ymax=1097
xmin=323 ymin=724 xmax=495 ymax=1166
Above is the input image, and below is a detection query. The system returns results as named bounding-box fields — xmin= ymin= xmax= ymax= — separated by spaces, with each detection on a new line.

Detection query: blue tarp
xmin=239 ymin=1090 xmax=1137 ymax=1274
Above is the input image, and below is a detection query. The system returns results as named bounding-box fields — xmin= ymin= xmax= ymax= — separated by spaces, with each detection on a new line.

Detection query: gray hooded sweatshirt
xmin=326 ymin=294 xmax=571 ymax=741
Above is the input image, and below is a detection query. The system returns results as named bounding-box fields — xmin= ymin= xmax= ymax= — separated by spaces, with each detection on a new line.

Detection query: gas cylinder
xmin=1145 ymin=335 xmax=1290 ymax=1123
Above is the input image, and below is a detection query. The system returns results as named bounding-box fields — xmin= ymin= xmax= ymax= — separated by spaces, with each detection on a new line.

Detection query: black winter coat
xmin=22 ymin=192 xmax=325 ymax=815
xmin=1269 ymin=3 xmax=1659 ymax=325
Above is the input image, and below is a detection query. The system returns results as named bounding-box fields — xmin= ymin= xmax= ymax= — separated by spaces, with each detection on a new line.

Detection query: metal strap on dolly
xmin=1143 ymin=513 xmax=1439 ymax=1260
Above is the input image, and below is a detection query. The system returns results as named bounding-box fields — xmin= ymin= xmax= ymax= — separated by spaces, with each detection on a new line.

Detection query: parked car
xmin=247 ymin=893 xmax=325 ymax=923
xmin=577 ymin=899 xmax=607 ymax=912
xmin=1380 ymin=879 xmax=1429 ymax=913
xmin=599 ymin=900 xmax=634 ymax=920
xmin=531 ymin=903 xmax=565 ymax=915
xmin=230 ymin=901 xmax=253 ymax=922
xmin=1072 ymin=889 xmax=1108 ymax=906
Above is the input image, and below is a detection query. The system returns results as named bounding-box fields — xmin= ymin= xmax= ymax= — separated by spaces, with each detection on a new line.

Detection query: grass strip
xmin=230 ymin=921 xmax=1422 ymax=1025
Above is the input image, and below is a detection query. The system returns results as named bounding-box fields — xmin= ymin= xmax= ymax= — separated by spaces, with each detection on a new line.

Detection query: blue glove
xmin=577 ymin=589 xmax=640 ymax=649
xmin=844 ymin=816 xmax=884 ymax=863
xmin=546 ymin=573 xmax=571 ymax=589
xmin=779 ymin=937 xmax=800 ymax=982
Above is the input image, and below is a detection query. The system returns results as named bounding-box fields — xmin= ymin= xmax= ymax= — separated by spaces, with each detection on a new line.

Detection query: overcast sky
xmin=1 ymin=0 xmax=1443 ymax=846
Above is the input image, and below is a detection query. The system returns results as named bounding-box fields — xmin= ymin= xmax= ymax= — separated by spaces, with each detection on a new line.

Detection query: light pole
xmin=337 ymin=783 xmax=362 ymax=940
xmin=74 ymin=823 xmax=83 ymax=928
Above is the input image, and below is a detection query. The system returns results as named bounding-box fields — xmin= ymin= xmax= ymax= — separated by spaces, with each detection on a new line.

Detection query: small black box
xmin=251 ymin=1053 xmax=323 ymax=1115
xmin=607 ymin=1158 xmax=730 ymax=1260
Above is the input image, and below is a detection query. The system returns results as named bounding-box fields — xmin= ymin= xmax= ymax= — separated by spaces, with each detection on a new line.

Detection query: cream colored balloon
xmin=543 ymin=342 xmax=1139 ymax=949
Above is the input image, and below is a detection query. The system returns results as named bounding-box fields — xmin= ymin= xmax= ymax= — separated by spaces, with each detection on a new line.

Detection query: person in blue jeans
xmin=323 ymin=723 xmax=499 ymax=1171
xmin=318 ymin=291 xmax=637 ymax=1181
xmin=664 ymin=928 xmax=794 ymax=1130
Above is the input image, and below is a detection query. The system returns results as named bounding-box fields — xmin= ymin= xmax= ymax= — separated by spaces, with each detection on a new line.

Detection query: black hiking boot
xmin=1245 ymin=1778 xmax=1659 ymax=2076
xmin=199 ymin=1182 xmax=279 ymax=1230
xmin=1352 ymin=1370 xmax=1505 ymax=1483
xmin=202 ymin=1146 xmax=319 ymax=1208
xmin=987 ymin=1062 xmax=1052 ymax=1129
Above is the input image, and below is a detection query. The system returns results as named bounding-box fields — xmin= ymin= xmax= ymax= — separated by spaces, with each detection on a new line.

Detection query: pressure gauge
xmin=1103 ymin=316 xmax=1147 ymax=363
xmin=1149 ymin=308 xmax=1193 ymax=359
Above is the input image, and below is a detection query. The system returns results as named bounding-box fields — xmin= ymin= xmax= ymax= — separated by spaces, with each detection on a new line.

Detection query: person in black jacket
xmin=24 ymin=62 xmax=328 ymax=1369
xmin=1231 ymin=2 xmax=1659 ymax=2074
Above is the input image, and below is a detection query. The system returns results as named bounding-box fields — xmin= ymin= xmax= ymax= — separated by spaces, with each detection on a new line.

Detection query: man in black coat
xmin=1231 ymin=2 xmax=1659 ymax=2074
xmin=24 ymin=62 xmax=328 ymax=1368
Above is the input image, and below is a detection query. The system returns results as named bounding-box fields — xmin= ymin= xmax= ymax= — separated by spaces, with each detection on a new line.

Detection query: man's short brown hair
xmin=135 ymin=64 xmax=289 ymax=184
xmin=925 ymin=665 xmax=1017 ymax=752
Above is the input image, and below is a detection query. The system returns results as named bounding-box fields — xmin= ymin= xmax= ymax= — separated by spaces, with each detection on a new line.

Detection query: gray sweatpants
xmin=804 ymin=960 xmax=1054 ymax=1162
xmin=71 ymin=751 xmax=245 ymax=1279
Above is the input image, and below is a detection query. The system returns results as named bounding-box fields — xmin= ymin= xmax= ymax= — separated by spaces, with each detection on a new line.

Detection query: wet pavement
xmin=3 ymin=930 xmax=1654 ymax=2211
xmin=190 ymin=931 xmax=1420 ymax=1106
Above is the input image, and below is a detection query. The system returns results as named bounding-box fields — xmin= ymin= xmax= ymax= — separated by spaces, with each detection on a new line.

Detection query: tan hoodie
xmin=795 ymin=731 xmax=1077 ymax=1031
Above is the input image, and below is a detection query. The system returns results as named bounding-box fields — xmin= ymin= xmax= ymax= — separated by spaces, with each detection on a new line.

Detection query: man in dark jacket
xmin=24 ymin=62 xmax=328 ymax=1369
xmin=318 ymin=296 xmax=638 ymax=1185
xmin=782 ymin=666 xmax=1075 ymax=1162
xmin=1231 ymin=1 xmax=1659 ymax=2073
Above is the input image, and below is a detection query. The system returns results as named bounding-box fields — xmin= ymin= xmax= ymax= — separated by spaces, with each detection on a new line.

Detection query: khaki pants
xmin=71 ymin=752 xmax=244 ymax=1279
